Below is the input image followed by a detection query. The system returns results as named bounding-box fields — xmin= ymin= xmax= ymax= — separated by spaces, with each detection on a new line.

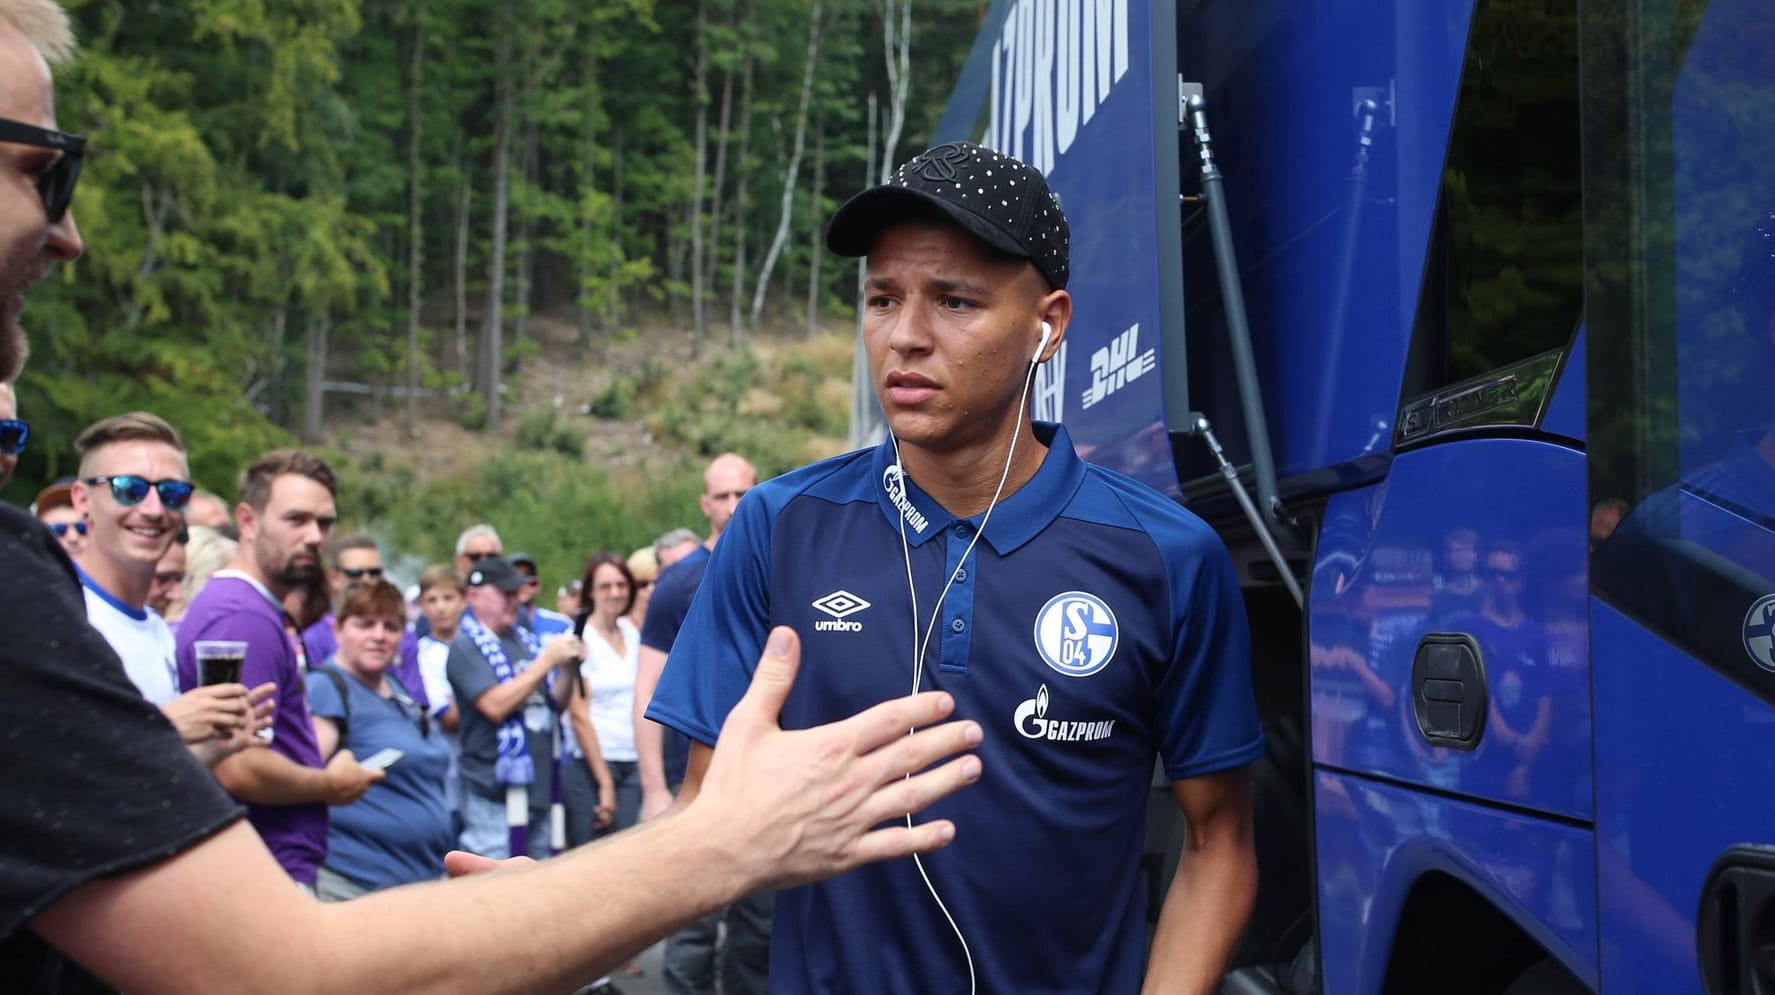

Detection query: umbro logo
xmin=812 ymin=590 xmax=871 ymax=632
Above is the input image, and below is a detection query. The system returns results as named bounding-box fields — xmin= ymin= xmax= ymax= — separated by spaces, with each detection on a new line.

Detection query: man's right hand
xmin=689 ymin=627 xmax=983 ymax=891
xmin=161 ymin=684 xmax=250 ymax=744
xmin=322 ymin=749 xmax=386 ymax=805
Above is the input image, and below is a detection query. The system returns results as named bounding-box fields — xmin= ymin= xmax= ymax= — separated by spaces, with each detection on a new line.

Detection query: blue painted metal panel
xmin=1592 ymin=600 xmax=1775 ymax=994
xmin=1175 ymin=0 xmax=1476 ymax=483
xmin=1540 ymin=326 xmax=1585 ymax=443
xmin=1310 ymin=438 xmax=1591 ymax=820
xmin=959 ymin=0 xmax=1182 ymax=495
xmin=1315 ymin=771 xmax=1599 ymax=995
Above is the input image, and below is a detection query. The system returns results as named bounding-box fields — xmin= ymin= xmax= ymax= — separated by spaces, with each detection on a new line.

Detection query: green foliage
xmin=516 ymin=411 xmax=585 ymax=457
xmin=341 ymin=450 xmax=706 ymax=588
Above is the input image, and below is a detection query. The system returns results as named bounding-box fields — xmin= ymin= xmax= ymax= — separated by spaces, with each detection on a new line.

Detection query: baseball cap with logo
xmin=465 ymin=556 xmax=526 ymax=594
xmin=825 ymin=141 xmax=1070 ymax=290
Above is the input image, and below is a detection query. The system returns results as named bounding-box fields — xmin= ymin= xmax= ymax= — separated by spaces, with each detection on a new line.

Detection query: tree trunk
xmin=750 ymin=1 xmax=822 ymax=334
xmin=805 ymin=115 xmax=824 ymax=336
xmin=454 ymin=155 xmax=470 ymax=383
xmin=512 ymin=122 xmax=538 ymax=361
xmin=481 ymin=0 xmax=516 ymax=431
xmin=608 ymin=124 xmax=624 ymax=330
xmin=576 ymin=47 xmax=597 ymax=353
xmin=879 ymin=0 xmax=911 ymax=181
xmin=727 ymin=54 xmax=755 ymax=346
xmin=405 ymin=7 xmax=425 ymax=436
xmin=688 ymin=0 xmax=710 ymax=357
xmin=707 ymin=61 xmax=736 ymax=328
xmin=302 ymin=312 xmax=327 ymax=444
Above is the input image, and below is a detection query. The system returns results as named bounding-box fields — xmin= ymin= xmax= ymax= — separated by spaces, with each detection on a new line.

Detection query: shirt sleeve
xmin=645 ymin=497 xmax=774 ymax=747
xmin=305 ymin=668 xmax=346 ymax=721
xmin=0 ymin=510 xmax=241 ymax=940
xmin=1154 ymin=525 xmax=1265 ymax=781
xmin=446 ymin=636 xmax=499 ymax=711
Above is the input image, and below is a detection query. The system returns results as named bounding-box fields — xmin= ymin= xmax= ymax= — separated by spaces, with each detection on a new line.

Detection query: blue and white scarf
xmin=461 ymin=613 xmax=545 ymax=786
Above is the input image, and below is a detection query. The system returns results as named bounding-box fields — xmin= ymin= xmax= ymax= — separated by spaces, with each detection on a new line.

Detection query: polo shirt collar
xmin=871 ymin=421 xmax=1086 ymax=555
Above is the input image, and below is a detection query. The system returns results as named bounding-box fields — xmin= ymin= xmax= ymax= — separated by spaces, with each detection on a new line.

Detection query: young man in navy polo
xmin=648 ymin=142 xmax=1263 ymax=994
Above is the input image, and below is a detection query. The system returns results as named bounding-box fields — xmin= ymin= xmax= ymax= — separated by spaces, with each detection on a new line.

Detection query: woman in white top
xmin=569 ymin=553 xmax=639 ymax=843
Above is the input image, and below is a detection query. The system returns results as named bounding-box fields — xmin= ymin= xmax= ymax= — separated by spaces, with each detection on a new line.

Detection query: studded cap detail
xmin=826 ymin=141 xmax=1070 ymax=290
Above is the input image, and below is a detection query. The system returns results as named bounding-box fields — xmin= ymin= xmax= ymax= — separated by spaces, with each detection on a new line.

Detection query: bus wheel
xmin=1501 ymin=958 xmax=1589 ymax=995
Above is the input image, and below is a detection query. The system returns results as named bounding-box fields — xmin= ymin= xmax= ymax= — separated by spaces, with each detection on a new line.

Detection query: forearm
xmin=473 ymin=668 xmax=551 ymax=724
xmin=634 ymin=648 xmax=669 ymax=794
xmin=1141 ymin=831 xmax=1257 ymax=995
xmin=213 ymin=748 xmax=330 ymax=806
xmin=40 ymin=813 xmax=763 ymax=995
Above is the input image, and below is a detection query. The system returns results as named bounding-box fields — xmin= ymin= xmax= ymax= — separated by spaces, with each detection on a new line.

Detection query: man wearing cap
xmin=648 ymin=142 xmax=1262 ymax=993
xmin=447 ymin=555 xmax=584 ymax=859
xmin=32 ymin=477 xmax=86 ymax=558
xmin=509 ymin=550 xmax=575 ymax=638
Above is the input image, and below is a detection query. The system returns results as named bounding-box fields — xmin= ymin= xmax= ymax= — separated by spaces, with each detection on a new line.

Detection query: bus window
xmin=1404 ymin=0 xmax=1583 ymax=397
xmin=1585 ymin=0 xmax=1775 ymax=696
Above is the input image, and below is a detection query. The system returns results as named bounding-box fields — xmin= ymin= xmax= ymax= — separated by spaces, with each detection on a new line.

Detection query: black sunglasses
xmin=465 ymin=551 xmax=496 ymax=562
xmin=340 ymin=566 xmax=384 ymax=579
xmin=0 ymin=419 xmax=26 ymax=456
xmin=50 ymin=521 xmax=88 ymax=537
xmin=0 ymin=117 xmax=86 ymax=223
xmin=84 ymin=474 xmax=196 ymax=510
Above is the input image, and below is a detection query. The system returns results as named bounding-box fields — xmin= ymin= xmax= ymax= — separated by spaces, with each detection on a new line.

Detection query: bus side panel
xmin=1311 ymin=439 xmax=1591 ymax=821
xmin=1174 ymin=0 xmax=1474 ymax=483
xmin=1315 ymin=771 xmax=1599 ymax=994
xmin=1593 ymin=600 xmax=1775 ymax=994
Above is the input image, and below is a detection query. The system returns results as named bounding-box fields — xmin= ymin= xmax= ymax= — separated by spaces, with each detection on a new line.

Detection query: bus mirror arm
xmin=1180 ymin=413 xmax=1304 ymax=609
xmin=1172 ymin=85 xmax=1308 ymax=598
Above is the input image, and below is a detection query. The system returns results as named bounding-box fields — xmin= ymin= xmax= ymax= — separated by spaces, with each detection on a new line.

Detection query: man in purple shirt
xmin=175 ymin=449 xmax=383 ymax=890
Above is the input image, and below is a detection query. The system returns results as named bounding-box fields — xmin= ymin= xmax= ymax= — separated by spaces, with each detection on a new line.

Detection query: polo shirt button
xmin=954 ymin=568 xmax=968 ymax=582
xmin=951 ymin=618 xmax=966 ymax=633
xmin=953 ymin=523 xmax=971 ymax=538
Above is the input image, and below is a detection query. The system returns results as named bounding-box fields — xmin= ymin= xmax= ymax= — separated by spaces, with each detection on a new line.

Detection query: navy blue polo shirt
xmin=640 ymin=545 xmax=711 ymax=786
xmin=648 ymin=422 xmax=1262 ymax=994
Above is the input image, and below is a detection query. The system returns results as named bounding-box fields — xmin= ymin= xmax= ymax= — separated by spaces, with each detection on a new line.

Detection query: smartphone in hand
xmin=358 ymin=747 xmax=405 ymax=772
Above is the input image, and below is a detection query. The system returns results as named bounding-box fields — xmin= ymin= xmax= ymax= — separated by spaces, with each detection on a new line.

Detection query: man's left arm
xmin=1141 ymin=765 xmax=1257 ymax=995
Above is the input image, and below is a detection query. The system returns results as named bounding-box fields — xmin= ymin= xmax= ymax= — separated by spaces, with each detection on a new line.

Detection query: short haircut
xmin=455 ymin=523 xmax=501 ymax=557
xmin=331 ymin=532 xmax=379 ymax=558
xmin=626 ymin=545 xmax=658 ymax=582
xmin=0 ymin=0 xmax=76 ymax=65
xmin=580 ymin=552 xmax=638 ymax=618
xmin=418 ymin=563 xmax=464 ymax=595
xmin=336 ymin=578 xmax=406 ymax=625
xmin=653 ymin=527 xmax=700 ymax=556
xmin=73 ymin=412 xmax=185 ymax=475
xmin=238 ymin=449 xmax=337 ymax=511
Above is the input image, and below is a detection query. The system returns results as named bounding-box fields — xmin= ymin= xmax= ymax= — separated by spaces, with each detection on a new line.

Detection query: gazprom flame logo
xmin=1033 ymin=591 xmax=1118 ymax=677
xmin=882 ymin=463 xmax=930 ymax=534
xmin=1013 ymin=684 xmax=1116 ymax=742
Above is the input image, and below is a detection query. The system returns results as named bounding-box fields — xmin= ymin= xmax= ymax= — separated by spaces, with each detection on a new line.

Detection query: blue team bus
xmin=913 ymin=0 xmax=1775 ymax=991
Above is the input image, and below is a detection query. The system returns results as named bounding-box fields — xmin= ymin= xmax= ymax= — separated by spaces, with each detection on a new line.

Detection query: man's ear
xmin=1034 ymin=289 xmax=1073 ymax=363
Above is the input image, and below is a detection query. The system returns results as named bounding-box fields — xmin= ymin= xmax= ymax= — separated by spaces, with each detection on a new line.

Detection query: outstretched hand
xmin=695 ymin=626 xmax=983 ymax=890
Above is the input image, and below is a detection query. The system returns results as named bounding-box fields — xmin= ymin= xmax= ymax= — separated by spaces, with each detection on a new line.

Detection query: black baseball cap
xmin=826 ymin=141 xmax=1070 ymax=290
xmin=465 ymin=556 xmax=526 ymax=593
xmin=506 ymin=551 xmax=538 ymax=574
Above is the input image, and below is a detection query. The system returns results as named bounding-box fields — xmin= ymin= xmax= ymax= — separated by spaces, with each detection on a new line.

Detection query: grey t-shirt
xmin=445 ymin=628 xmax=560 ymax=814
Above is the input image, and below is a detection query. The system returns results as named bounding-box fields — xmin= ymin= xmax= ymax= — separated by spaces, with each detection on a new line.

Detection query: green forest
xmin=12 ymin=0 xmax=982 ymax=530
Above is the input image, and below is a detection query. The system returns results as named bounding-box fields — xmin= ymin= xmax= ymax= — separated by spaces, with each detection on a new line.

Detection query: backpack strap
xmin=318 ymin=663 xmax=351 ymax=745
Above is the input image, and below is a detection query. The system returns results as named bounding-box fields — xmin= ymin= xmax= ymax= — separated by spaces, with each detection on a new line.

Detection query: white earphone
xmin=1034 ymin=320 xmax=1052 ymax=363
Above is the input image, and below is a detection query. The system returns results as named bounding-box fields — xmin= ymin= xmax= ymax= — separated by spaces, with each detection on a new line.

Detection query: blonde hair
xmin=169 ymin=524 xmax=237 ymax=620
xmin=0 ymin=0 xmax=76 ymax=65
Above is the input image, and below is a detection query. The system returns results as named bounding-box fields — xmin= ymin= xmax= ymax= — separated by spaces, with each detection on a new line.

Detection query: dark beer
xmin=199 ymin=653 xmax=244 ymax=686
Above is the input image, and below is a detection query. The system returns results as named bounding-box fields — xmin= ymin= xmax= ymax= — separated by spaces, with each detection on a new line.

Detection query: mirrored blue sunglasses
xmin=84 ymin=474 xmax=196 ymax=510
xmin=0 ymin=419 xmax=26 ymax=456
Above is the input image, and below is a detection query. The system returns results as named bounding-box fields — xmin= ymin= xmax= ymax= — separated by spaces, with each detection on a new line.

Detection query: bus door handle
xmin=1698 ymin=845 xmax=1775 ymax=994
